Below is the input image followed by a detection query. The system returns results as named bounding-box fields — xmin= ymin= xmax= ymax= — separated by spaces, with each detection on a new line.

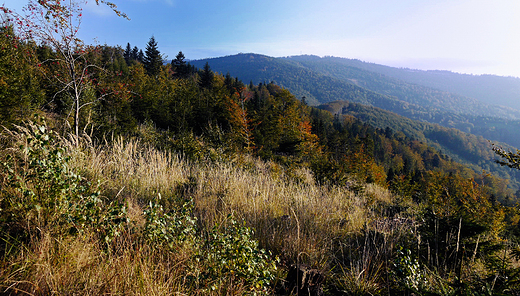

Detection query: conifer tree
xmin=0 ymin=25 xmax=44 ymax=126
xmin=224 ymin=72 xmax=233 ymax=92
xmin=131 ymin=46 xmax=139 ymax=61
xmin=143 ymin=35 xmax=163 ymax=76
xmin=198 ymin=62 xmax=213 ymax=89
xmin=123 ymin=42 xmax=132 ymax=64
xmin=138 ymin=49 xmax=145 ymax=64
xmin=172 ymin=51 xmax=188 ymax=78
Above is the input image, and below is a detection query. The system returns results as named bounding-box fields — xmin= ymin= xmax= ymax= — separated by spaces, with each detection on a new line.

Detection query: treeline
xmin=1 ymin=25 xmax=518 ymax=202
xmin=0 ymin=28 xmax=320 ymax=160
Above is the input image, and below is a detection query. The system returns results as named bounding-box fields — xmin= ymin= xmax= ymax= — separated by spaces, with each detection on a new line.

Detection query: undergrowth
xmin=1 ymin=121 xmax=518 ymax=295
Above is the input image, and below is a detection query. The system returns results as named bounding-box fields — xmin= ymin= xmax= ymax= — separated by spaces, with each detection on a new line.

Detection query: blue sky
xmin=3 ymin=0 xmax=520 ymax=77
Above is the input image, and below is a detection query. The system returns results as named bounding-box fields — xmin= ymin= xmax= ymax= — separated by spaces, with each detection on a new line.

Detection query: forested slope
xmin=193 ymin=53 xmax=520 ymax=149
xmin=310 ymin=55 xmax=520 ymax=110
xmin=284 ymin=55 xmax=520 ymax=118
xmin=3 ymin=4 xmax=520 ymax=293
xmin=319 ymin=100 xmax=520 ymax=192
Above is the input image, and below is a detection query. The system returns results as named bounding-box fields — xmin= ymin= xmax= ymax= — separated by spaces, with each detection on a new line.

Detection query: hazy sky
xmin=2 ymin=0 xmax=520 ymax=77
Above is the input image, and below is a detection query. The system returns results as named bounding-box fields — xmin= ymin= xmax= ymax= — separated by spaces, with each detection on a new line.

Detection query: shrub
xmin=143 ymin=195 xmax=198 ymax=250
xmin=0 ymin=122 xmax=128 ymax=249
xmin=200 ymin=216 xmax=279 ymax=295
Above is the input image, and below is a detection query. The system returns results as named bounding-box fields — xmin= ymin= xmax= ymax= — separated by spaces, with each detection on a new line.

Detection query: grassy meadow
xmin=0 ymin=120 xmax=426 ymax=295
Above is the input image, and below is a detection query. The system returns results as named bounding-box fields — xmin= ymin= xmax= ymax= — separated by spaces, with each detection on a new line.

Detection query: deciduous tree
xmin=493 ymin=145 xmax=520 ymax=170
xmin=2 ymin=0 xmax=127 ymax=139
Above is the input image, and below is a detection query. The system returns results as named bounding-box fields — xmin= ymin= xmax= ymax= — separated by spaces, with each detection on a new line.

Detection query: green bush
xmin=0 ymin=122 xmax=128 ymax=248
xmin=143 ymin=195 xmax=198 ymax=250
xmin=392 ymin=247 xmax=454 ymax=296
xmin=142 ymin=194 xmax=278 ymax=294
xmin=200 ymin=216 xmax=278 ymax=295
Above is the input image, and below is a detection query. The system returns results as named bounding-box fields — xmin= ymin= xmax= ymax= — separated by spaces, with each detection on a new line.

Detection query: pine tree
xmin=123 ymin=43 xmax=132 ymax=65
xmin=172 ymin=51 xmax=188 ymax=78
xmin=198 ymin=62 xmax=214 ymax=89
xmin=143 ymin=36 xmax=163 ymax=76
xmin=131 ymin=46 xmax=139 ymax=61
xmin=0 ymin=25 xmax=44 ymax=126
xmin=224 ymin=72 xmax=233 ymax=92
xmin=138 ymin=49 xmax=145 ymax=63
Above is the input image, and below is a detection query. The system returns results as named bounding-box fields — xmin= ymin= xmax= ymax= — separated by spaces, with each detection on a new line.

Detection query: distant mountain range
xmin=191 ymin=54 xmax=520 ymax=148
xmin=302 ymin=56 xmax=520 ymax=110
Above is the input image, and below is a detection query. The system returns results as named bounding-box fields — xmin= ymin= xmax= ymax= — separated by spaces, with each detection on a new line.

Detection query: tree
xmin=2 ymin=0 xmax=127 ymax=139
xmin=198 ymin=62 xmax=213 ymax=89
xmin=224 ymin=72 xmax=233 ymax=92
xmin=131 ymin=46 xmax=139 ymax=61
xmin=123 ymin=42 xmax=132 ymax=64
xmin=138 ymin=49 xmax=145 ymax=63
xmin=171 ymin=51 xmax=188 ymax=78
xmin=143 ymin=35 xmax=163 ymax=76
xmin=0 ymin=24 xmax=44 ymax=126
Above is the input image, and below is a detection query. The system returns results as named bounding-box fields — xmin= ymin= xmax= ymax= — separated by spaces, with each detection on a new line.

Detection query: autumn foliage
xmin=1 ymin=2 xmax=520 ymax=294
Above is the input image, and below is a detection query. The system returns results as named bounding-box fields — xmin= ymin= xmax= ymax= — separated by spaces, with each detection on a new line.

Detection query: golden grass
xmin=69 ymin=135 xmax=406 ymax=264
xmin=1 ymin=130 xmax=413 ymax=294
xmin=1 ymin=231 xmax=198 ymax=295
xmin=66 ymin=135 xmax=190 ymax=204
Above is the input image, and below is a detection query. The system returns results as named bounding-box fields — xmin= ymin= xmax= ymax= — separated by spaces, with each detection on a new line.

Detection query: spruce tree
xmin=198 ymin=62 xmax=214 ymax=89
xmin=131 ymin=46 xmax=139 ymax=61
xmin=138 ymin=49 xmax=145 ymax=64
xmin=224 ymin=72 xmax=233 ymax=92
xmin=143 ymin=36 xmax=162 ymax=76
xmin=124 ymin=42 xmax=132 ymax=64
xmin=172 ymin=51 xmax=188 ymax=78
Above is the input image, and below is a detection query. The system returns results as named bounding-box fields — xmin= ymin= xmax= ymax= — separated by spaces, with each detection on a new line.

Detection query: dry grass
xmin=66 ymin=136 xmax=190 ymax=204
xmin=67 ymin=136 xmax=392 ymax=268
xmin=1 ymin=231 xmax=197 ymax=295
xmin=1 ymin=130 xmax=414 ymax=295
xmin=72 ymin=135 xmax=412 ymax=282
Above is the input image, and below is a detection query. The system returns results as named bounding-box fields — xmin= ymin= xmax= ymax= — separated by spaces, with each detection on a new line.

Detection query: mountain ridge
xmin=190 ymin=53 xmax=520 ymax=149
xmin=307 ymin=55 xmax=520 ymax=110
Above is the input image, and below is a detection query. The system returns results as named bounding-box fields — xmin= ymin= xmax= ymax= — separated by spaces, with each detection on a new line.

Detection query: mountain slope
xmin=305 ymin=55 xmax=520 ymax=110
xmin=284 ymin=55 xmax=520 ymax=119
xmin=192 ymin=53 xmax=378 ymax=106
xmin=319 ymin=100 xmax=520 ymax=188
xmin=192 ymin=54 xmax=520 ymax=119
xmin=191 ymin=53 xmax=520 ymax=148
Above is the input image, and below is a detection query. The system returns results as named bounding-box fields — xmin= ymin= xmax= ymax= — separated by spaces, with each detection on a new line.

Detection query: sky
xmin=2 ymin=0 xmax=520 ymax=78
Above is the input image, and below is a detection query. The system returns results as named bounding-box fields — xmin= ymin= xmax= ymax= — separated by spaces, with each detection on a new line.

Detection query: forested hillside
xmin=3 ymin=2 xmax=520 ymax=294
xmin=284 ymin=55 xmax=520 ymax=118
xmin=309 ymin=55 xmax=520 ymax=110
xmin=320 ymin=101 xmax=520 ymax=192
xmin=192 ymin=53 xmax=520 ymax=149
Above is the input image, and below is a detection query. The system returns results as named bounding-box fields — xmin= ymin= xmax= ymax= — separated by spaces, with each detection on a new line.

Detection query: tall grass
xmin=1 ymin=123 xmax=416 ymax=294
xmin=69 ymin=134 xmax=404 ymax=267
